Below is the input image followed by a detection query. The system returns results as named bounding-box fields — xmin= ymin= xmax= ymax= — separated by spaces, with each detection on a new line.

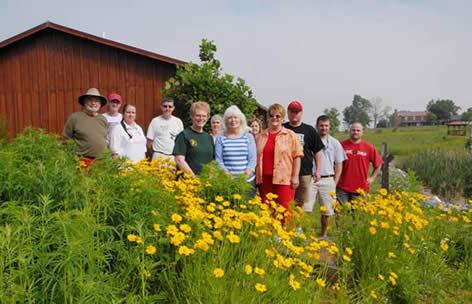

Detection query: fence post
xmin=381 ymin=142 xmax=394 ymax=191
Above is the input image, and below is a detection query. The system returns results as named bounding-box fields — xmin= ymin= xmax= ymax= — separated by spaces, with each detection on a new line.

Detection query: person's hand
xmin=313 ymin=171 xmax=321 ymax=183
xmin=245 ymin=168 xmax=254 ymax=177
xmin=291 ymin=175 xmax=300 ymax=189
xmin=367 ymin=176 xmax=375 ymax=185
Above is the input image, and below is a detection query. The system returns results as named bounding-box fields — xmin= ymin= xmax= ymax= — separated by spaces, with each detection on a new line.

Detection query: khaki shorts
xmin=295 ymin=175 xmax=314 ymax=206
xmin=304 ymin=177 xmax=336 ymax=216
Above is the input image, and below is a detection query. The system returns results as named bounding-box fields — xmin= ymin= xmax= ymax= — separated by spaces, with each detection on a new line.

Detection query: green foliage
xmin=322 ymin=107 xmax=341 ymax=132
xmin=162 ymin=39 xmax=258 ymax=127
xmin=342 ymin=95 xmax=372 ymax=127
xmin=402 ymin=149 xmax=472 ymax=200
xmin=462 ymin=109 xmax=472 ymax=121
xmin=426 ymin=111 xmax=438 ymax=125
xmin=426 ymin=99 xmax=460 ymax=121
xmin=390 ymin=168 xmax=423 ymax=193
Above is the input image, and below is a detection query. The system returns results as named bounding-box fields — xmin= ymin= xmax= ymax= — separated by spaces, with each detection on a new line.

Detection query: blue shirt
xmin=215 ymin=132 xmax=256 ymax=181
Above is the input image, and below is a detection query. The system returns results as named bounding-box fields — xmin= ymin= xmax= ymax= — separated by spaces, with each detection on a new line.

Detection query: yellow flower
xmin=215 ymin=195 xmax=224 ymax=202
xmin=320 ymin=206 xmax=328 ymax=213
xmin=388 ymin=276 xmax=397 ymax=286
xmin=345 ymin=247 xmax=353 ymax=255
xmin=388 ymin=252 xmax=397 ymax=258
xmin=178 ymin=245 xmax=195 ymax=256
xmin=254 ymin=267 xmax=265 ymax=277
xmin=179 ymin=224 xmax=192 ymax=233
xmin=343 ymin=254 xmax=351 ymax=262
xmin=370 ymin=290 xmax=378 ymax=299
xmin=440 ymin=240 xmax=449 ymax=251
xmin=127 ymin=234 xmax=139 ymax=242
xmin=379 ymin=188 xmax=388 ymax=196
xmin=213 ymin=268 xmax=224 ymax=278
xmin=378 ymin=274 xmax=385 ymax=281
xmin=315 ymin=278 xmax=326 ymax=288
xmin=389 ymin=272 xmax=398 ymax=279
xmin=227 ymin=232 xmax=241 ymax=244
xmin=153 ymin=224 xmax=161 ymax=232
xmin=233 ymin=194 xmax=242 ymax=200
xmin=213 ymin=230 xmax=224 ymax=241
xmin=369 ymin=226 xmax=377 ymax=235
xmin=143 ymin=270 xmax=151 ymax=278
xmin=171 ymin=213 xmax=183 ymax=223
xmin=223 ymin=201 xmax=231 ymax=207
xmin=244 ymin=264 xmax=253 ymax=275
xmin=144 ymin=245 xmax=156 ymax=255
xmin=289 ymin=274 xmax=301 ymax=290
xmin=255 ymin=283 xmax=267 ymax=293
xmin=265 ymin=249 xmax=275 ymax=257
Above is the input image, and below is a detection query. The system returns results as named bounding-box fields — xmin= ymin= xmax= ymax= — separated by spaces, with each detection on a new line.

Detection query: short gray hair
xmin=210 ymin=114 xmax=223 ymax=124
xmin=222 ymin=105 xmax=250 ymax=135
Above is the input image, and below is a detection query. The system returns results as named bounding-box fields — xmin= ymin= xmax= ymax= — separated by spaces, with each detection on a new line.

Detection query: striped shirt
xmin=215 ymin=133 xmax=256 ymax=181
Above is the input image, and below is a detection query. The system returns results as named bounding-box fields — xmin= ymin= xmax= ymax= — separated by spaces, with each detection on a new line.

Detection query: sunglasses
xmin=269 ymin=114 xmax=282 ymax=119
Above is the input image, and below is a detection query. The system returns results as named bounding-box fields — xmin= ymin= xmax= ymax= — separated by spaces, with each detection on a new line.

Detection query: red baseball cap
xmin=288 ymin=100 xmax=303 ymax=112
xmin=108 ymin=92 xmax=122 ymax=103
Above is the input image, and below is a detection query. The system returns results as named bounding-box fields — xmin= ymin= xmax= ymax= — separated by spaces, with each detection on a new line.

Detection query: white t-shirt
xmin=102 ymin=113 xmax=123 ymax=129
xmin=109 ymin=122 xmax=147 ymax=162
xmin=146 ymin=115 xmax=184 ymax=155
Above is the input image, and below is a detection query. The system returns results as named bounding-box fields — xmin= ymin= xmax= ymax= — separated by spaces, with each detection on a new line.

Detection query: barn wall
xmin=0 ymin=29 xmax=176 ymax=137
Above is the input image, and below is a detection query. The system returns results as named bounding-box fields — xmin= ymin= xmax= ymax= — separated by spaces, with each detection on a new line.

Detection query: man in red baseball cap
xmin=283 ymin=101 xmax=324 ymax=231
xmin=103 ymin=91 xmax=123 ymax=129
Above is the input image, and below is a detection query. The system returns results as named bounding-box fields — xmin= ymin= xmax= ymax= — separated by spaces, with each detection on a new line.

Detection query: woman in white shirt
xmin=109 ymin=104 xmax=146 ymax=162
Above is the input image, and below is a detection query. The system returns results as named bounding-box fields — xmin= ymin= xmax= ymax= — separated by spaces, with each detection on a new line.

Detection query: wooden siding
xmin=0 ymin=28 xmax=177 ymax=138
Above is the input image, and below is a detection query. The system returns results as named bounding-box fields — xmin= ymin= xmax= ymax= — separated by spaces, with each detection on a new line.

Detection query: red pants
xmin=259 ymin=176 xmax=295 ymax=209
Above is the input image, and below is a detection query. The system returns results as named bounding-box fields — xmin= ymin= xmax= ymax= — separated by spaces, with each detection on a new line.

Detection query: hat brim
xmin=78 ymin=95 xmax=107 ymax=108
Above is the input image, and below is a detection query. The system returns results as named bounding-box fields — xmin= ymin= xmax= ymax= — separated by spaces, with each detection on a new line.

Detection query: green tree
xmin=426 ymin=112 xmax=438 ymax=125
xmin=426 ymin=99 xmax=460 ymax=121
xmin=343 ymin=95 xmax=372 ymax=127
xmin=162 ymin=39 xmax=258 ymax=126
xmin=462 ymin=107 xmax=472 ymax=121
xmin=322 ymin=107 xmax=340 ymax=132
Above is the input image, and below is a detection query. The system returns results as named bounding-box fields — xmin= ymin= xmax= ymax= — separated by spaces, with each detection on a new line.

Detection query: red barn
xmin=0 ymin=21 xmax=186 ymax=138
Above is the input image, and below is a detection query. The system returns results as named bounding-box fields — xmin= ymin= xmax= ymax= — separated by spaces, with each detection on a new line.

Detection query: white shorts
xmin=152 ymin=152 xmax=174 ymax=161
xmin=304 ymin=177 xmax=336 ymax=216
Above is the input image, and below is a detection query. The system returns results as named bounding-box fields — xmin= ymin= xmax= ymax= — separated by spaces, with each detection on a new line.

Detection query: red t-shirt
xmin=262 ymin=131 xmax=278 ymax=176
xmin=337 ymin=140 xmax=383 ymax=193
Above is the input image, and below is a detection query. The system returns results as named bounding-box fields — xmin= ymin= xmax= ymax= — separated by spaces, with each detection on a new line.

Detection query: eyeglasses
xmin=162 ymin=105 xmax=174 ymax=109
xmin=269 ymin=114 xmax=282 ymax=119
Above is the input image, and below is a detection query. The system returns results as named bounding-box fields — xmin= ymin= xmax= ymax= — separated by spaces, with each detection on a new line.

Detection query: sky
xmin=1 ymin=0 xmax=471 ymax=126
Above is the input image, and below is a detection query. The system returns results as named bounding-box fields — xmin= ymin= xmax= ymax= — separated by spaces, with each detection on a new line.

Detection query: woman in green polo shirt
xmin=173 ymin=101 xmax=215 ymax=175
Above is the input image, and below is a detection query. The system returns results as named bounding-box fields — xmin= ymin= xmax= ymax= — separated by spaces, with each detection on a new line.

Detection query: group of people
xmin=63 ymin=88 xmax=383 ymax=237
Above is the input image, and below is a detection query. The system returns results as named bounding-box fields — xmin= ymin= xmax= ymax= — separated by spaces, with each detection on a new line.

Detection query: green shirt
xmin=173 ymin=128 xmax=215 ymax=175
xmin=63 ymin=111 xmax=108 ymax=158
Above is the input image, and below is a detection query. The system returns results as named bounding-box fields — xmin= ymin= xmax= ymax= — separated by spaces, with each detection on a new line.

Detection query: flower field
xmin=0 ymin=129 xmax=471 ymax=303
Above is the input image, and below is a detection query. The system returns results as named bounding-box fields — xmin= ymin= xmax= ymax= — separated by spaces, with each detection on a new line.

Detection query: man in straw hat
xmin=63 ymin=88 xmax=108 ymax=165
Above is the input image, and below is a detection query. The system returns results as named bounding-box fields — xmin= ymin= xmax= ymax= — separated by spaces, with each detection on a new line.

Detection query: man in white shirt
xmin=102 ymin=92 xmax=123 ymax=129
xmin=147 ymin=98 xmax=184 ymax=160
xmin=306 ymin=115 xmax=347 ymax=237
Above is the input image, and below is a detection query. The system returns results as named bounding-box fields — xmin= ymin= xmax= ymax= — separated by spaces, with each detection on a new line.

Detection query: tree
xmin=322 ymin=107 xmax=340 ymax=132
xmin=369 ymin=96 xmax=392 ymax=128
xmin=376 ymin=118 xmax=388 ymax=128
xmin=462 ymin=107 xmax=472 ymax=121
xmin=162 ymin=39 xmax=258 ymax=126
xmin=426 ymin=99 xmax=460 ymax=122
xmin=426 ymin=112 xmax=438 ymax=125
xmin=343 ymin=95 xmax=372 ymax=127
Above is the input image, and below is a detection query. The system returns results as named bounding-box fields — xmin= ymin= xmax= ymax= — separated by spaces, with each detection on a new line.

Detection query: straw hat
xmin=78 ymin=88 xmax=107 ymax=107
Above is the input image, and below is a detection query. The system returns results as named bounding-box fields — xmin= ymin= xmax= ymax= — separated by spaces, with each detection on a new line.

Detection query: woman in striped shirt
xmin=215 ymin=105 xmax=257 ymax=195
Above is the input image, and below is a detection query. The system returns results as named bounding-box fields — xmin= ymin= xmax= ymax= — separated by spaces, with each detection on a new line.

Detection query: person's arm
xmin=313 ymin=151 xmax=321 ymax=182
xmin=291 ymin=157 xmax=301 ymax=189
xmin=334 ymin=162 xmax=343 ymax=185
xmin=146 ymin=120 xmax=155 ymax=150
xmin=367 ymin=165 xmax=382 ymax=185
xmin=175 ymin=155 xmax=194 ymax=175
xmin=63 ymin=116 xmax=74 ymax=139
xmin=246 ymin=133 xmax=257 ymax=176
xmin=215 ymin=136 xmax=229 ymax=172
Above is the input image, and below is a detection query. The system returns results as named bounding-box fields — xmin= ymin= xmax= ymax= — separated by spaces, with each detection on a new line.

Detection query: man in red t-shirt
xmin=337 ymin=122 xmax=383 ymax=203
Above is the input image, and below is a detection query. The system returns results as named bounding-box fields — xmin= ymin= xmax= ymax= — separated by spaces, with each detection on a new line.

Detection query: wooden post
xmin=381 ymin=143 xmax=394 ymax=191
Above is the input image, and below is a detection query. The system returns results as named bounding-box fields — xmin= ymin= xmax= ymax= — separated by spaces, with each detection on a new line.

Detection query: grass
xmin=335 ymin=125 xmax=469 ymax=165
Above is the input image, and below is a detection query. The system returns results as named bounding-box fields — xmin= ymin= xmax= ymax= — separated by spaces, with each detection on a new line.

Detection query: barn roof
xmin=0 ymin=21 xmax=187 ymax=66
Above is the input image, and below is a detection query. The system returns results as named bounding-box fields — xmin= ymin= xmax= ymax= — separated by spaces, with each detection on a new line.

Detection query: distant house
xmin=0 ymin=21 xmax=266 ymax=138
xmin=392 ymin=110 xmax=428 ymax=127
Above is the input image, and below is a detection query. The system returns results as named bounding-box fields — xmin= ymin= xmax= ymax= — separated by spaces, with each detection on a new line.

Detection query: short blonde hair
xmin=267 ymin=103 xmax=286 ymax=119
xmin=190 ymin=101 xmax=210 ymax=117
